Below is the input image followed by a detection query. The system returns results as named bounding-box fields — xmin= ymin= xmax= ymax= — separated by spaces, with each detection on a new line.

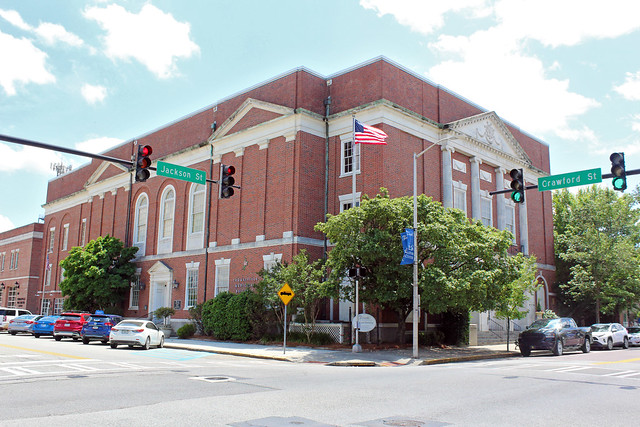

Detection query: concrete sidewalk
xmin=164 ymin=338 xmax=521 ymax=366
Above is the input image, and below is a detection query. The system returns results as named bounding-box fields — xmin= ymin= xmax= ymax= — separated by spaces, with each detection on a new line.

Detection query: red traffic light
xmin=222 ymin=165 xmax=235 ymax=175
xmin=135 ymin=144 xmax=153 ymax=182
xmin=140 ymin=145 xmax=152 ymax=157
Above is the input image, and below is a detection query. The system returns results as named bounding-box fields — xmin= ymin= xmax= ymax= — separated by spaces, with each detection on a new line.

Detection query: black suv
xmin=81 ymin=313 xmax=123 ymax=344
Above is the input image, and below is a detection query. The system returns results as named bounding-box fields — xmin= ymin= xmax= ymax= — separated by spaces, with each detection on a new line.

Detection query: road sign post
xmin=278 ymin=283 xmax=295 ymax=354
xmin=538 ymin=168 xmax=602 ymax=192
xmin=156 ymin=161 xmax=206 ymax=185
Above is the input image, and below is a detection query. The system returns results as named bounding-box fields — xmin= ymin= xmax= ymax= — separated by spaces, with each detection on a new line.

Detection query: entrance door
xmin=151 ymin=282 xmax=168 ymax=317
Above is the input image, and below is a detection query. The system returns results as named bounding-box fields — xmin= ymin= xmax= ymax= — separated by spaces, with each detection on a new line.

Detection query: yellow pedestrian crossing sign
xmin=278 ymin=283 xmax=294 ymax=305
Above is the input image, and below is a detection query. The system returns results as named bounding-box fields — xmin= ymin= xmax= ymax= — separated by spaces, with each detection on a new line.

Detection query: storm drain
xmin=189 ymin=375 xmax=236 ymax=383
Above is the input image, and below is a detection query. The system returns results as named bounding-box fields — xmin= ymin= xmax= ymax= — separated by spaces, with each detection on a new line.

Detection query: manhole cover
xmin=190 ymin=375 xmax=236 ymax=383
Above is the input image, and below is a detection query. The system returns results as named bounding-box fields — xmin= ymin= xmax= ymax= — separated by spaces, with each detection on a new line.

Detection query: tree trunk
xmin=595 ymin=298 xmax=601 ymax=323
xmin=395 ymin=309 xmax=407 ymax=344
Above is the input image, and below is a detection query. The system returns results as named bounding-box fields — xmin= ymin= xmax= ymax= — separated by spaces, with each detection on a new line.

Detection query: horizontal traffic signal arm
xmin=0 ymin=133 xmax=231 ymax=185
xmin=489 ymin=169 xmax=640 ymax=196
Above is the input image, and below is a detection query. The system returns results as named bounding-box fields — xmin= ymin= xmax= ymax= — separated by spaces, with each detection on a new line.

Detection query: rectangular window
xmin=9 ymin=250 xmax=18 ymax=270
xmin=130 ymin=273 xmax=140 ymax=309
xmin=186 ymin=268 xmax=198 ymax=308
xmin=7 ymin=287 xmax=17 ymax=308
xmin=454 ymin=188 xmax=467 ymax=215
xmin=45 ymin=265 xmax=51 ymax=287
xmin=191 ymin=189 xmax=205 ymax=233
xmin=214 ymin=263 xmax=230 ymax=296
xmin=505 ymin=204 xmax=516 ymax=237
xmin=48 ymin=228 xmax=55 ymax=253
xmin=62 ymin=224 xmax=69 ymax=251
xmin=60 ymin=267 xmax=65 ymax=282
xmin=339 ymin=193 xmax=361 ymax=212
xmin=341 ymin=139 xmax=360 ymax=175
xmin=54 ymin=298 xmax=64 ymax=315
xmin=41 ymin=299 xmax=51 ymax=316
xmin=80 ymin=219 xmax=87 ymax=246
xmin=481 ymin=197 xmax=493 ymax=227
xmin=0 ymin=252 xmax=4 ymax=271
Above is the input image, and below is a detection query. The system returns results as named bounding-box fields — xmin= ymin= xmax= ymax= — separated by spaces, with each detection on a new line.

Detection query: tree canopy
xmin=315 ymin=189 xmax=538 ymax=342
xmin=553 ymin=185 xmax=640 ymax=322
xmin=59 ymin=235 xmax=138 ymax=313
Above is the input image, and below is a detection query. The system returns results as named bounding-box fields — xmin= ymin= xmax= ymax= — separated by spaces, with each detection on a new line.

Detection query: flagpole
xmin=352 ymin=115 xmax=361 ymax=353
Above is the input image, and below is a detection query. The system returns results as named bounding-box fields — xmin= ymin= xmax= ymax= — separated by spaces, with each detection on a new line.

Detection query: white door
xmin=151 ymin=282 xmax=168 ymax=316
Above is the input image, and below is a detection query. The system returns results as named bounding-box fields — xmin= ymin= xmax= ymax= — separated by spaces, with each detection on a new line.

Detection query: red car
xmin=53 ymin=312 xmax=91 ymax=341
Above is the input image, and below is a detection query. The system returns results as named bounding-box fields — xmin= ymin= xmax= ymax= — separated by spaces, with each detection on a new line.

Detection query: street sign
xmin=538 ymin=168 xmax=602 ymax=192
xmin=278 ymin=283 xmax=295 ymax=305
xmin=156 ymin=161 xmax=206 ymax=185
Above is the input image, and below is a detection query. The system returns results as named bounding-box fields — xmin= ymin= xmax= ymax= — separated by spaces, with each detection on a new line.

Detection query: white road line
xmin=602 ymin=370 xmax=637 ymax=377
xmin=1 ymin=366 xmax=40 ymax=375
xmin=547 ymin=366 xmax=591 ymax=373
xmin=617 ymin=371 xmax=640 ymax=378
xmin=59 ymin=363 xmax=100 ymax=372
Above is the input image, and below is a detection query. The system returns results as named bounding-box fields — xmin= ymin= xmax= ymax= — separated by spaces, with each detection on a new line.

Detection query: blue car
xmin=32 ymin=315 xmax=61 ymax=338
xmin=81 ymin=314 xmax=123 ymax=344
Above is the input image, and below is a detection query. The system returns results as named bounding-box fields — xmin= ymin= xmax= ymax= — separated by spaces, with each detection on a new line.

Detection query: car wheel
xmin=158 ymin=336 xmax=164 ymax=349
xmin=72 ymin=337 xmax=79 ymax=341
xmin=606 ymin=338 xmax=613 ymax=350
xmin=623 ymin=337 xmax=629 ymax=349
xmin=82 ymin=338 xmax=89 ymax=345
xmin=581 ymin=338 xmax=591 ymax=353
xmin=34 ymin=334 xmax=40 ymax=338
xmin=101 ymin=339 xmax=108 ymax=345
xmin=54 ymin=336 xmax=62 ymax=341
xmin=128 ymin=345 xmax=134 ymax=348
xmin=552 ymin=338 xmax=563 ymax=356
xmin=520 ymin=345 xmax=531 ymax=357
xmin=9 ymin=331 xmax=16 ymax=335
xmin=143 ymin=337 xmax=151 ymax=350
xmin=110 ymin=343 xmax=118 ymax=349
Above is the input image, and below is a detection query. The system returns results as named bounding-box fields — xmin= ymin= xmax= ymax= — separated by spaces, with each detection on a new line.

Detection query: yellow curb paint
xmin=593 ymin=357 xmax=640 ymax=365
xmin=0 ymin=343 xmax=89 ymax=360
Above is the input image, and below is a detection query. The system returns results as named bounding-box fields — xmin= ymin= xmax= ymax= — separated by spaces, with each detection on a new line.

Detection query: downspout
xmin=323 ymin=96 xmax=331 ymax=260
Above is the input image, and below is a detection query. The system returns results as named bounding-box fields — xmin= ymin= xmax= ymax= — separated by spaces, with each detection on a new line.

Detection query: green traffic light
xmin=511 ymin=191 xmax=524 ymax=203
xmin=612 ymin=176 xmax=626 ymax=191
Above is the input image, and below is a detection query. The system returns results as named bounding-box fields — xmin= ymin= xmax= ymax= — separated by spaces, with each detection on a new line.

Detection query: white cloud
xmin=81 ymin=83 xmax=107 ymax=104
xmin=0 ymin=214 xmax=15 ymax=233
xmin=0 ymin=142 xmax=65 ymax=175
xmin=0 ymin=31 xmax=56 ymax=95
xmin=35 ymin=22 xmax=84 ymax=47
xmin=84 ymin=4 xmax=200 ymax=79
xmin=74 ymin=137 xmax=122 ymax=155
xmin=0 ymin=8 xmax=32 ymax=30
xmin=614 ymin=72 xmax=640 ymax=101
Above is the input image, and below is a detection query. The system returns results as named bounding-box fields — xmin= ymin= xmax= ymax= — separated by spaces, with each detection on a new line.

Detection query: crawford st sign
xmin=537 ymin=168 xmax=602 ymax=192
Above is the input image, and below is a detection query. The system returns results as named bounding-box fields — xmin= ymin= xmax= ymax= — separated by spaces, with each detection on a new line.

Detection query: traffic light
xmin=509 ymin=168 xmax=525 ymax=203
xmin=219 ymin=164 xmax=235 ymax=198
xmin=135 ymin=145 xmax=152 ymax=182
xmin=610 ymin=152 xmax=627 ymax=192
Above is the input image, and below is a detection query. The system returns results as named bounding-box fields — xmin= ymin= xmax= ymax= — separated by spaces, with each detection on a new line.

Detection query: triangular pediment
xmin=148 ymin=261 xmax=173 ymax=274
xmin=211 ymin=98 xmax=294 ymax=140
xmin=446 ymin=112 xmax=532 ymax=166
xmin=85 ymin=161 xmax=129 ymax=187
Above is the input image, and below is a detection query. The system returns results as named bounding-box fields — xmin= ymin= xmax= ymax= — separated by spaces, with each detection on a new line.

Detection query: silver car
xmin=8 ymin=314 xmax=43 ymax=335
xmin=590 ymin=323 xmax=629 ymax=350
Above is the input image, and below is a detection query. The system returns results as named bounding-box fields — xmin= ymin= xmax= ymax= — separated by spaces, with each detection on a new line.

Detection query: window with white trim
xmin=186 ymin=184 xmax=205 ymax=250
xmin=10 ymin=249 xmax=19 ymax=270
xmin=186 ymin=266 xmax=199 ymax=308
xmin=0 ymin=252 xmax=5 ymax=271
xmin=158 ymin=187 xmax=175 ymax=254
xmin=48 ymin=228 xmax=55 ymax=253
xmin=339 ymin=193 xmax=361 ymax=212
xmin=453 ymin=182 xmax=467 ymax=216
xmin=130 ymin=270 xmax=141 ymax=309
xmin=481 ymin=195 xmax=493 ymax=227
xmin=62 ymin=224 xmax=69 ymax=251
xmin=214 ymin=258 xmax=230 ymax=296
xmin=263 ymin=253 xmax=282 ymax=272
xmin=134 ymin=194 xmax=149 ymax=256
xmin=341 ymin=138 xmax=360 ymax=176
xmin=41 ymin=299 xmax=51 ymax=316
xmin=505 ymin=202 xmax=516 ymax=239
xmin=54 ymin=298 xmax=64 ymax=315
xmin=80 ymin=219 xmax=87 ymax=247
xmin=7 ymin=287 xmax=17 ymax=308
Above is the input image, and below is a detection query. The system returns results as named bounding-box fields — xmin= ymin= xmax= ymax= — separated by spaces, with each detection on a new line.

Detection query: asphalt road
xmin=1 ymin=332 xmax=640 ymax=426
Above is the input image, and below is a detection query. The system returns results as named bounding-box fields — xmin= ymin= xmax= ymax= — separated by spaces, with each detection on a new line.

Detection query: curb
xmin=164 ymin=343 xmax=292 ymax=362
xmin=419 ymin=351 xmax=520 ymax=365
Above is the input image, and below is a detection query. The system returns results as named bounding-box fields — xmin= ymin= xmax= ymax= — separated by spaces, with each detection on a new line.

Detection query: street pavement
xmin=164 ymin=338 xmax=521 ymax=366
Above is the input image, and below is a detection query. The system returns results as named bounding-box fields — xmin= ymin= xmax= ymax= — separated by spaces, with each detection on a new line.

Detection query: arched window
xmin=157 ymin=186 xmax=175 ymax=254
xmin=186 ymin=183 xmax=206 ymax=250
xmin=133 ymin=194 xmax=149 ymax=256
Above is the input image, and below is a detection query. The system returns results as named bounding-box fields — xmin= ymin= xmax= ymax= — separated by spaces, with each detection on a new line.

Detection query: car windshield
xmin=591 ymin=324 xmax=610 ymax=332
xmin=527 ymin=318 xmax=561 ymax=329
xmin=60 ymin=315 xmax=81 ymax=320
xmin=118 ymin=321 xmax=143 ymax=328
xmin=627 ymin=327 xmax=640 ymax=333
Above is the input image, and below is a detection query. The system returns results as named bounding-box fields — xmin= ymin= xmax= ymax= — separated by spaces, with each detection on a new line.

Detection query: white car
xmin=109 ymin=320 xmax=165 ymax=350
xmin=590 ymin=323 xmax=629 ymax=350
xmin=628 ymin=326 xmax=640 ymax=347
xmin=0 ymin=307 xmax=32 ymax=330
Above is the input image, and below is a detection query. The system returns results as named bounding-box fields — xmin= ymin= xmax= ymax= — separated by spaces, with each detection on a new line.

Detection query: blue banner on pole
xmin=400 ymin=228 xmax=414 ymax=265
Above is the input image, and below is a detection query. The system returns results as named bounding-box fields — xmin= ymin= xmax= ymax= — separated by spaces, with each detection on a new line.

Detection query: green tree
xmin=553 ymin=186 xmax=640 ymax=322
xmin=59 ymin=235 xmax=138 ymax=313
xmin=315 ymin=189 xmax=536 ymax=343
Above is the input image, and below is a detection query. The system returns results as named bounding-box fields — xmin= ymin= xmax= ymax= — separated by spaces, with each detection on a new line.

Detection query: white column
xmin=495 ymin=167 xmax=506 ymax=230
xmin=470 ymin=157 xmax=481 ymax=221
xmin=441 ymin=144 xmax=454 ymax=208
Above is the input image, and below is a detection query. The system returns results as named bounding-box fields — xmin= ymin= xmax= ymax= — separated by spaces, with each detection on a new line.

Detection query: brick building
xmin=0 ymin=223 xmax=44 ymax=313
xmin=40 ymin=57 xmax=555 ymax=334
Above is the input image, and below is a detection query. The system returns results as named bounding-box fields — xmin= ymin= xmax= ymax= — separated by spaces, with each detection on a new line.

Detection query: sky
xmin=1 ymin=0 xmax=640 ymax=232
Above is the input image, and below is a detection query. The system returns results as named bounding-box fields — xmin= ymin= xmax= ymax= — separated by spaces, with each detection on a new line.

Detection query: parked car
xmin=628 ymin=326 xmax=640 ymax=347
xmin=0 ymin=307 xmax=32 ymax=330
xmin=81 ymin=313 xmax=123 ymax=344
xmin=109 ymin=320 xmax=165 ymax=350
xmin=7 ymin=314 xmax=43 ymax=335
xmin=53 ymin=312 xmax=91 ymax=341
xmin=518 ymin=317 xmax=592 ymax=357
xmin=32 ymin=315 xmax=61 ymax=338
xmin=590 ymin=323 xmax=629 ymax=350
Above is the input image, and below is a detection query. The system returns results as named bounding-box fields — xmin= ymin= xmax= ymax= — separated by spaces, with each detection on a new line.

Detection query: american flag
xmin=354 ymin=119 xmax=388 ymax=145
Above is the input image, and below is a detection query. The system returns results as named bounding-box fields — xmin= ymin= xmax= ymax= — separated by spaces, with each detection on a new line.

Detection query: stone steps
xmin=477 ymin=330 xmax=520 ymax=345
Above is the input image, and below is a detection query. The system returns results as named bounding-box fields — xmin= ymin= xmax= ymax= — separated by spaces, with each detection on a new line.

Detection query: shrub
xmin=202 ymin=292 xmax=234 ymax=339
xmin=154 ymin=306 xmax=175 ymax=327
xmin=419 ymin=330 xmax=445 ymax=346
xmin=177 ymin=323 xmax=196 ymax=339
xmin=188 ymin=303 xmax=204 ymax=334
